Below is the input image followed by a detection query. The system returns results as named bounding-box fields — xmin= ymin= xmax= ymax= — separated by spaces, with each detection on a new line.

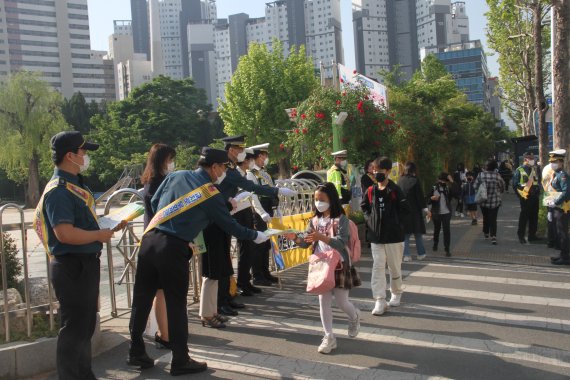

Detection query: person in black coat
xmin=360 ymin=159 xmax=376 ymax=192
xmin=397 ymin=162 xmax=429 ymax=261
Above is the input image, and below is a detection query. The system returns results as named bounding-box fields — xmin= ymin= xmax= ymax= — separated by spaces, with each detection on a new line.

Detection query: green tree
xmin=0 ymin=71 xmax=68 ymax=207
xmin=219 ymin=40 xmax=319 ymax=176
xmin=89 ymin=75 xmax=212 ymax=185
xmin=61 ymin=92 xmax=97 ymax=135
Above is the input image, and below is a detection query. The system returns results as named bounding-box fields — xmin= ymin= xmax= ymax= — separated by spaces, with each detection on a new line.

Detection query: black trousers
xmin=129 ymin=229 xmax=191 ymax=364
xmin=50 ymin=253 xmax=100 ymax=380
xmin=432 ymin=213 xmax=451 ymax=251
xmin=234 ymin=208 xmax=255 ymax=287
xmin=547 ymin=207 xmax=559 ymax=247
xmin=252 ymin=214 xmax=271 ymax=280
xmin=553 ymin=208 xmax=570 ymax=260
xmin=480 ymin=206 xmax=500 ymax=237
xmin=518 ymin=196 xmax=539 ymax=238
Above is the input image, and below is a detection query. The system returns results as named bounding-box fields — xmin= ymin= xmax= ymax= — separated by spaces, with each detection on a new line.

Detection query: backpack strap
xmin=367 ymin=185 xmax=374 ymax=204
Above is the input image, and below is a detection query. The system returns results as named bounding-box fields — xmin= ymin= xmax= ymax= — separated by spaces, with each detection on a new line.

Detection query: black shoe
xmin=253 ymin=278 xmax=272 ymax=286
xmin=127 ymin=352 xmax=154 ymax=369
xmin=170 ymin=358 xmax=208 ymax=376
xmin=445 ymin=250 xmax=451 ymax=257
xmin=471 ymin=219 xmax=477 ymax=225
xmin=218 ymin=306 xmax=238 ymax=316
xmin=201 ymin=317 xmax=226 ymax=329
xmin=528 ymin=236 xmax=543 ymax=242
xmin=518 ymin=236 xmax=528 ymax=244
xmin=247 ymin=284 xmax=262 ymax=294
xmin=265 ymin=274 xmax=279 ymax=283
xmin=547 ymin=243 xmax=555 ymax=248
xmin=484 ymin=234 xmax=489 ymax=239
xmin=432 ymin=244 xmax=438 ymax=252
xmin=551 ymin=258 xmax=570 ymax=266
xmin=228 ymin=300 xmax=245 ymax=309
xmin=155 ymin=332 xmax=171 ymax=350
xmin=551 ymin=256 xmax=561 ymax=262
xmin=237 ymin=287 xmax=254 ymax=296
xmin=214 ymin=314 xmax=229 ymax=322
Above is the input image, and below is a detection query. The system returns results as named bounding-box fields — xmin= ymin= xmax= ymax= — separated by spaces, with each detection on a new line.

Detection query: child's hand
xmin=284 ymin=233 xmax=297 ymax=240
xmin=305 ymin=232 xmax=325 ymax=243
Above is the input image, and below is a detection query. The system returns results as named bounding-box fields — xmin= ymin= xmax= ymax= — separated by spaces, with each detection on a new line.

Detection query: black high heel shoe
xmin=214 ymin=314 xmax=229 ymax=323
xmin=201 ymin=317 xmax=226 ymax=329
xmin=154 ymin=332 xmax=171 ymax=349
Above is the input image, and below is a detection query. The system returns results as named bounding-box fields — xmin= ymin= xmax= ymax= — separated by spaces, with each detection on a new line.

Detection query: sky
xmin=86 ymin=0 xmax=499 ymax=77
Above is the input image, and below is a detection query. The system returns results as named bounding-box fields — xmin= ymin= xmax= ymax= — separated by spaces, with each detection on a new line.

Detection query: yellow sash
xmin=33 ymin=177 xmax=98 ymax=255
xmin=143 ymin=182 xmax=220 ymax=235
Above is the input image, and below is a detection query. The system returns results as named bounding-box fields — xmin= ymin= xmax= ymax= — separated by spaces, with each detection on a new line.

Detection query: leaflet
xmin=98 ymin=202 xmax=145 ymax=231
xmin=263 ymin=228 xmax=302 ymax=237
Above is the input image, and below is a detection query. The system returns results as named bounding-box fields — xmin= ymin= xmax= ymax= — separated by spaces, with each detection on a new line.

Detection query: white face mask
xmin=527 ymin=160 xmax=535 ymax=166
xmin=263 ymin=157 xmax=269 ymax=167
xmin=315 ymin=201 xmax=330 ymax=213
xmin=167 ymin=161 xmax=175 ymax=173
xmin=215 ymin=170 xmax=227 ymax=185
xmin=72 ymin=154 xmax=90 ymax=172
xmin=551 ymin=163 xmax=559 ymax=171
xmin=340 ymin=160 xmax=347 ymax=168
xmin=236 ymin=151 xmax=246 ymax=162
xmin=248 ymin=161 xmax=255 ymax=170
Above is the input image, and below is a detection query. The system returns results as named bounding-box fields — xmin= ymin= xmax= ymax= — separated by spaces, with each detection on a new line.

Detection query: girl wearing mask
xmin=285 ymin=182 xmax=360 ymax=354
xmin=140 ymin=143 xmax=176 ymax=348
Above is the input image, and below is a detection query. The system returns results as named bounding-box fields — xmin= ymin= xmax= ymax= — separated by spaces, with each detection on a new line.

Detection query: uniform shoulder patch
xmin=227 ymin=161 xmax=236 ymax=169
xmin=57 ymin=178 xmax=67 ymax=186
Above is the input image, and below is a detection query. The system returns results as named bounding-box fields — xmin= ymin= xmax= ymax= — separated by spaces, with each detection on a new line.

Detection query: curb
xmin=0 ymin=314 xmax=102 ymax=379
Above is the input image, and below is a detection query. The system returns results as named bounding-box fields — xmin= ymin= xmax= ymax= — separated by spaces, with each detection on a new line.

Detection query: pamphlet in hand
xmin=189 ymin=231 xmax=206 ymax=255
xmin=263 ymin=228 xmax=302 ymax=237
xmin=98 ymin=202 xmax=145 ymax=231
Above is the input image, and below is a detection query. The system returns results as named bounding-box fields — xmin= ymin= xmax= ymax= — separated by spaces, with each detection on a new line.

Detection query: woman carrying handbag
xmin=285 ymin=182 xmax=361 ymax=354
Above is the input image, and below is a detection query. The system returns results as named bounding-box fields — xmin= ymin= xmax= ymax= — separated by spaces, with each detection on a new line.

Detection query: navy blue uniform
xmin=129 ymin=168 xmax=257 ymax=364
xmin=42 ymin=169 xmax=100 ymax=380
xmin=551 ymin=170 xmax=570 ymax=262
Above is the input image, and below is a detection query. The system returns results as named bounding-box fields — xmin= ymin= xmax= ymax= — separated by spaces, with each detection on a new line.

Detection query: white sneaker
xmin=454 ymin=211 xmax=460 ymax=217
xmin=348 ymin=308 xmax=361 ymax=338
xmin=371 ymin=299 xmax=388 ymax=316
xmin=388 ymin=293 xmax=402 ymax=307
xmin=460 ymin=213 xmax=465 ymax=218
xmin=403 ymin=255 xmax=412 ymax=262
xmin=317 ymin=334 xmax=337 ymax=354
xmin=417 ymin=254 xmax=426 ymax=261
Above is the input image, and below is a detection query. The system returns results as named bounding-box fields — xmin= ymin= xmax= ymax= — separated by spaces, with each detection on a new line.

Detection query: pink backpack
xmin=311 ymin=216 xmax=361 ymax=263
xmin=306 ymin=250 xmax=340 ymax=294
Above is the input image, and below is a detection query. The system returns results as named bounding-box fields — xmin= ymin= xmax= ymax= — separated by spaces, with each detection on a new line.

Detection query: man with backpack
xmin=361 ymin=157 xmax=411 ymax=316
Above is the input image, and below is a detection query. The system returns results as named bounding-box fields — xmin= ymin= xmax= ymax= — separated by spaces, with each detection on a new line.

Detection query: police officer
xmin=512 ymin=152 xmax=541 ymax=244
xmin=547 ymin=150 xmax=570 ymax=266
xmin=327 ymin=150 xmax=352 ymax=204
xmin=128 ymin=147 xmax=270 ymax=375
xmin=247 ymin=143 xmax=279 ymax=286
xmin=33 ymin=131 xmax=113 ymax=380
xmin=202 ymin=136 xmax=297 ymax=316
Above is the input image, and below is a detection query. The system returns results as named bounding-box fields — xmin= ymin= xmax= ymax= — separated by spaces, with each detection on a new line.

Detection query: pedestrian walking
xmin=360 ymin=159 xmax=376 ymax=191
xmin=361 ymin=156 xmax=410 ymax=316
xmin=140 ymin=143 xmax=176 ymax=348
xmin=475 ymin=159 xmax=505 ymax=245
xmin=512 ymin=152 xmax=541 ymax=244
xmin=462 ymin=171 xmax=478 ymax=225
xmin=34 ymin=131 xmax=114 ymax=380
xmin=428 ymin=172 xmax=454 ymax=257
xmin=499 ymin=160 xmax=513 ymax=193
xmin=546 ymin=150 xmax=570 ymax=266
xmin=285 ymin=182 xmax=360 ymax=354
xmin=452 ymin=163 xmax=467 ymax=217
xmin=397 ymin=162 xmax=429 ymax=262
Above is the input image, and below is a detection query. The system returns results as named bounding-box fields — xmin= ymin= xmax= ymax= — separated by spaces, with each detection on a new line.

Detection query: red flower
xmin=294 ymin=128 xmax=300 ymax=134
xmin=336 ymin=100 xmax=341 ymax=105
xmin=302 ymin=128 xmax=308 ymax=134
xmin=293 ymin=165 xmax=299 ymax=171
xmin=301 ymin=113 xmax=306 ymax=120
xmin=353 ymin=70 xmax=357 ymax=74
xmin=384 ymin=119 xmax=394 ymax=125
xmin=390 ymin=113 xmax=395 ymax=117
xmin=340 ymin=78 xmax=344 ymax=83
xmin=315 ymin=112 xmax=325 ymax=119
xmin=342 ymin=92 xmax=346 ymax=96
xmin=279 ymin=143 xmax=285 ymax=150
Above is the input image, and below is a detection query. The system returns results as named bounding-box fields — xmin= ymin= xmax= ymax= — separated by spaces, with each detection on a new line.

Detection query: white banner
xmin=338 ymin=63 xmax=388 ymax=108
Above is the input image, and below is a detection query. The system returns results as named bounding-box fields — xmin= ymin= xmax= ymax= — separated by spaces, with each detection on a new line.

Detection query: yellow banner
xmin=268 ymin=211 xmax=313 ymax=268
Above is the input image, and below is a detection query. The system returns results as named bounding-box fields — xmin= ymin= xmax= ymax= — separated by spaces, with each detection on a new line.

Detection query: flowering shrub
xmin=286 ymin=83 xmax=395 ymax=169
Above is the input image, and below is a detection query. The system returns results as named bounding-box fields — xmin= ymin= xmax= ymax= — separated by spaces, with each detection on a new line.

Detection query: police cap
xmin=250 ymin=143 xmax=270 ymax=156
xmin=331 ymin=149 xmax=348 ymax=158
xmin=51 ymin=131 xmax=99 ymax=155
xmin=221 ymin=135 xmax=246 ymax=149
xmin=244 ymin=147 xmax=255 ymax=160
xmin=549 ymin=148 xmax=566 ymax=162
xmin=200 ymin=147 xmax=229 ymax=165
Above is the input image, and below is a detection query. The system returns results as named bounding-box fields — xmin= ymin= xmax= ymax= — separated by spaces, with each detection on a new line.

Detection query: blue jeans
xmin=404 ymin=233 xmax=426 ymax=257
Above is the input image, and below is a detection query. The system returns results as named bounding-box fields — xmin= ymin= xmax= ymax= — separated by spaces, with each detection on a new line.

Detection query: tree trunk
xmin=532 ymin=3 xmax=549 ymax=166
xmin=553 ymin=0 xmax=570 ymax=165
xmin=26 ymin=154 xmax=41 ymax=208
xmin=278 ymin=157 xmax=290 ymax=179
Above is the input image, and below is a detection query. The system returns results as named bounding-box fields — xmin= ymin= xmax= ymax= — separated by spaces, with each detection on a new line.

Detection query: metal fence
xmin=0 ymin=179 xmax=319 ymax=341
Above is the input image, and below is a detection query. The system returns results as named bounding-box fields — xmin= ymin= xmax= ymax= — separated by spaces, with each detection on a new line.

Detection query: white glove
xmin=261 ymin=213 xmax=272 ymax=223
xmin=548 ymin=201 xmax=556 ymax=208
xmin=229 ymin=198 xmax=238 ymax=212
xmin=253 ymin=231 xmax=269 ymax=244
xmin=234 ymin=191 xmax=251 ymax=202
xmin=547 ymin=211 xmax=553 ymax=222
xmin=278 ymin=187 xmax=298 ymax=197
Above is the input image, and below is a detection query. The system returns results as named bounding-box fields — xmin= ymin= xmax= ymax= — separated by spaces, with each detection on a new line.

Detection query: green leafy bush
xmin=1 ymin=232 xmax=22 ymax=290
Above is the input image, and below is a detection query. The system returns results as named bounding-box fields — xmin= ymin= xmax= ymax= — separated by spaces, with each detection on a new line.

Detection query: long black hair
xmin=141 ymin=143 xmax=176 ymax=184
xmin=314 ymin=182 xmax=345 ymax=218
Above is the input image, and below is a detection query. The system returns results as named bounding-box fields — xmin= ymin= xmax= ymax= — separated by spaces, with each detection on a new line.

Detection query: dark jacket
xmin=360 ymin=180 xmax=411 ymax=244
xmin=143 ymin=174 xmax=166 ymax=228
xmin=360 ymin=173 xmax=376 ymax=193
xmin=428 ymin=182 xmax=452 ymax=216
xmin=397 ymin=175 xmax=427 ymax=234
